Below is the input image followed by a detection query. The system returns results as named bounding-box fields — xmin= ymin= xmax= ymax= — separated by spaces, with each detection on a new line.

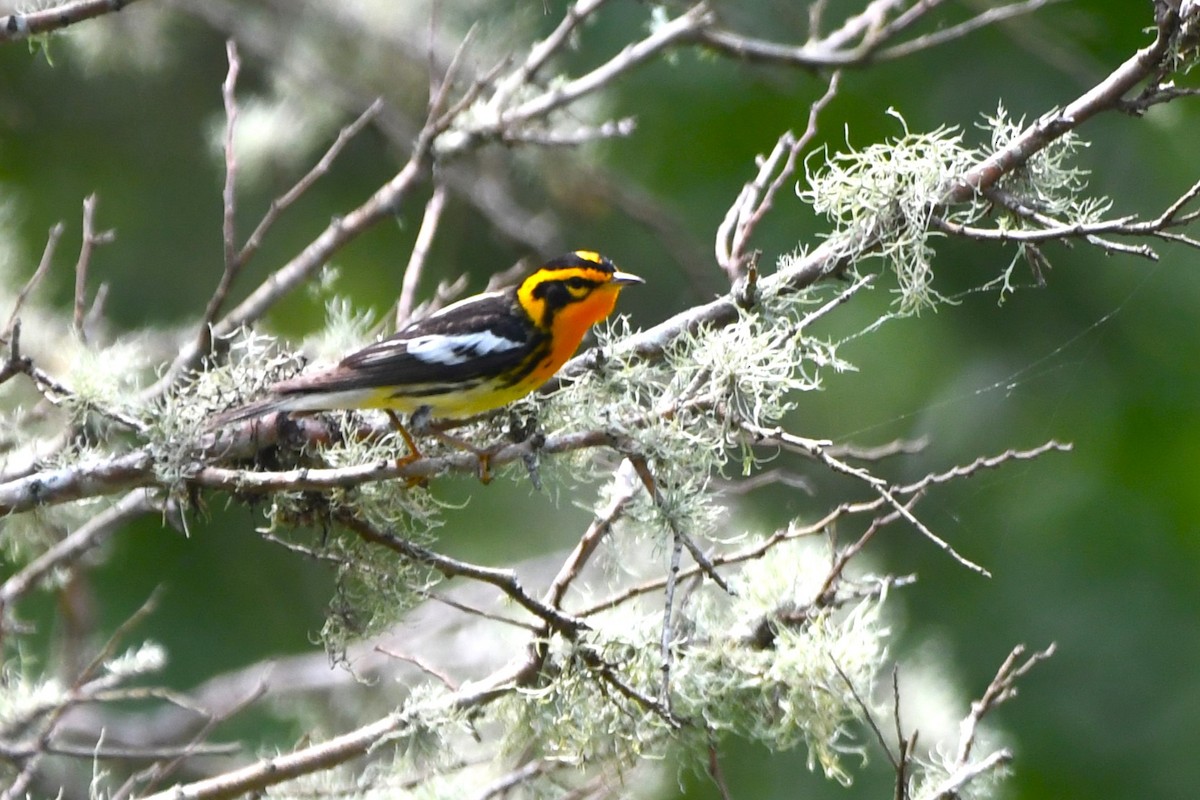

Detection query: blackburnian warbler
xmin=211 ymin=251 xmax=642 ymax=452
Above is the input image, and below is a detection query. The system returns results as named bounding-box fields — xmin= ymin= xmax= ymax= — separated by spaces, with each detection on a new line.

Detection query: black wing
xmin=273 ymin=290 xmax=543 ymax=395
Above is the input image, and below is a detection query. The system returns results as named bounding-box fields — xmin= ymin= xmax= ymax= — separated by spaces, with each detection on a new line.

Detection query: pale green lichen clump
xmin=482 ymin=540 xmax=888 ymax=787
xmin=803 ymin=107 xmax=1108 ymax=308
xmin=802 ymin=110 xmax=984 ymax=311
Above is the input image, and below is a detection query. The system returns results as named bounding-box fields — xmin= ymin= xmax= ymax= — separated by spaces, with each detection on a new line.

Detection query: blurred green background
xmin=2 ymin=1 xmax=1198 ymax=798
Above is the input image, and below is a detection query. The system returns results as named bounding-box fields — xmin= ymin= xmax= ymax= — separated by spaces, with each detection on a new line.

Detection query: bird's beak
xmin=611 ymin=271 xmax=645 ymax=286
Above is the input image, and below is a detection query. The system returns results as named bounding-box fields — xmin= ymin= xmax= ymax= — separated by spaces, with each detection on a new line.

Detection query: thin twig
xmin=659 ymin=527 xmax=683 ymax=705
xmin=542 ymin=459 xmax=639 ymax=610
xmin=131 ymin=679 xmax=269 ymax=799
xmin=3 ymin=222 xmax=64 ymax=342
xmin=0 ymin=489 xmax=160 ymax=612
xmin=830 ymin=654 xmax=897 ymax=771
xmin=627 ymin=455 xmax=733 ymax=594
xmin=396 ymin=184 xmax=448 ymax=326
xmin=919 ymin=642 xmax=1056 ymax=799
xmin=896 ymin=440 xmax=1072 ymax=495
xmin=878 ymin=0 xmax=1063 ymax=60
xmin=193 ymin=40 xmax=243 ymax=355
xmin=707 ymin=744 xmax=734 ymax=800
xmin=695 ymin=0 xmax=1054 ymax=67
xmin=892 ymin=667 xmax=914 ymax=800
xmin=716 ymin=72 xmax=841 ymax=281
xmin=239 ymin=99 xmax=384 ymax=268
xmin=335 ymin=510 xmax=589 ymax=637
xmin=146 ymin=153 xmax=429 ymax=399
xmin=136 ymin=658 xmax=532 ymax=800
xmin=813 ymin=502 xmax=911 ymax=604
xmin=579 ymin=501 xmax=896 ymax=618
xmin=472 ymin=759 xmax=555 ymax=800
xmin=222 ymin=40 xmax=240 ymax=275
xmin=0 ymin=590 xmax=165 ymax=800
xmin=0 ymin=321 xmax=30 ymax=388
xmin=924 ymin=749 xmax=1013 ymax=799
xmin=953 ymin=643 xmax=1057 ymax=765
xmin=500 ymin=0 xmax=613 ymax=103
xmin=743 ymin=421 xmax=991 ymax=577
xmin=448 ymin=4 xmax=714 ymax=155
xmin=375 ymin=645 xmax=460 ymax=691
xmin=623 ymin=453 xmax=732 ymax=705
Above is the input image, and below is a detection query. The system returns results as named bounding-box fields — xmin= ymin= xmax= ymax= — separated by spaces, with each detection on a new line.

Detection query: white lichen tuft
xmin=61 ymin=334 xmax=156 ymax=423
xmin=498 ymin=616 xmax=671 ymax=766
xmin=301 ymin=295 xmax=377 ymax=365
xmin=984 ymin=105 xmax=1106 ymax=222
xmin=0 ymin=670 xmax=67 ymax=731
xmin=483 ymin=538 xmax=889 ymax=787
xmin=211 ymin=89 xmax=342 ymax=187
xmin=1 ymin=484 xmax=118 ymax=570
xmin=1 ymin=640 xmax=167 ymax=736
xmin=672 ymin=540 xmax=887 ymax=784
xmin=147 ymin=330 xmax=304 ymax=488
xmin=982 ymin=104 xmax=1110 ymax=298
xmin=802 ymin=106 xmax=1110 ymax=307
xmin=911 ymin=743 xmax=1011 ymax=800
xmin=261 ymin=680 xmax=494 ymax=800
xmin=315 ymin=416 xmax=448 ymax=534
xmin=802 ymin=109 xmax=985 ymax=311
xmin=104 ymin=640 xmax=168 ymax=679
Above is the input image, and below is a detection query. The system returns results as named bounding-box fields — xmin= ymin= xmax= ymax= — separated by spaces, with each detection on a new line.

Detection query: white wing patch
xmin=406 ymin=331 xmax=523 ymax=365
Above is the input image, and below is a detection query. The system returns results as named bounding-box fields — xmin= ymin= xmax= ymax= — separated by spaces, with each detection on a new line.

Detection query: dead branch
xmin=0 ymin=0 xmax=143 ymax=43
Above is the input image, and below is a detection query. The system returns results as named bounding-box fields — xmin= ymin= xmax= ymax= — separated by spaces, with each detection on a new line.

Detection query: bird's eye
xmin=566 ymin=277 xmax=590 ymax=292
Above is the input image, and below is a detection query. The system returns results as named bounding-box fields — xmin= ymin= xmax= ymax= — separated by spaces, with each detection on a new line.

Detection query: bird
xmin=208 ymin=250 xmax=643 ymax=469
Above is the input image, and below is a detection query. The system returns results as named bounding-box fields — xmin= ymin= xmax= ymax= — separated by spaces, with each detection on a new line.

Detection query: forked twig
xmin=716 ymin=71 xmax=841 ymax=281
xmin=743 ymin=421 xmax=991 ymax=577
xmin=72 ymin=193 xmax=115 ymax=341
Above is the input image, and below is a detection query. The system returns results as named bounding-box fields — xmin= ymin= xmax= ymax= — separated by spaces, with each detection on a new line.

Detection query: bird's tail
xmin=204 ymin=396 xmax=289 ymax=430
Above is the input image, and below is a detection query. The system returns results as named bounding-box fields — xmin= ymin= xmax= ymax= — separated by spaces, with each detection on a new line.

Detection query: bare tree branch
xmin=0 ymin=0 xmax=142 ymax=43
xmin=0 ymin=488 xmax=159 ymax=614
xmin=135 ymin=658 xmax=531 ymax=800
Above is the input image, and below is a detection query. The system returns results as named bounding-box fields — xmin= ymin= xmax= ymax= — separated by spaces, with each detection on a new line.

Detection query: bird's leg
xmin=388 ymin=407 xmax=494 ymax=484
xmin=384 ymin=407 xmax=426 ymax=469
xmin=430 ymin=427 xmax=497 ymax=484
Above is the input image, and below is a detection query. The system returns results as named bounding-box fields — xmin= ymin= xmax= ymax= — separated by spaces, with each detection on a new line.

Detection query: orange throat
xmin=532 ymin=286 xmax=622 ymax=386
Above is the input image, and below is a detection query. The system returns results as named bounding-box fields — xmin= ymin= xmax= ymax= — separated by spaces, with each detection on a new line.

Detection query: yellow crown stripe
xmin=573 ymin=249 xmax=603 ymax=264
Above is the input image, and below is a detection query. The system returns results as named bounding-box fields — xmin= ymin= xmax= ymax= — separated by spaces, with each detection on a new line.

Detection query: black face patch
xmin=532 ymin=279 xmax=573 ymax=307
